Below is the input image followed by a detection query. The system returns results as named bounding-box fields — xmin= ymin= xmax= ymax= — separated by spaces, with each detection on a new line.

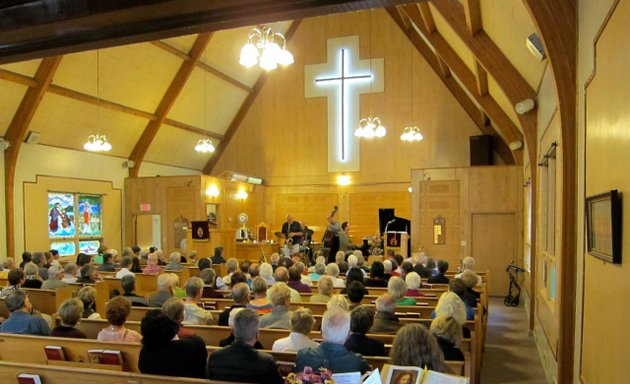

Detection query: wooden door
xmin=471 ymin=213 xmax=517 ymax=296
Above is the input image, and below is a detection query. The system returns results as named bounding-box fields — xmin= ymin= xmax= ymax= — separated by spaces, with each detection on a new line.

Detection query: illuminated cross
xmin=305 ymin=36 xmax=384 ymax=172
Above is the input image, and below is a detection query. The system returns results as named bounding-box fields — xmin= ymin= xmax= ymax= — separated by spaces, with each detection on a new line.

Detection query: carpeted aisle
xmin=480 ymin=297 xmax=548 ymax=384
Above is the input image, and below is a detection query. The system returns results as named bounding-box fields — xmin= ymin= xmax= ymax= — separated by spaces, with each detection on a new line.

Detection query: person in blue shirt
xmin=0 ymin=290 xmax=51 ymax=336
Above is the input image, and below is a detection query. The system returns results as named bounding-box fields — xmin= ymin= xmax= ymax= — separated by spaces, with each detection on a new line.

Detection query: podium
xmin=384 ymin=231 xmax=409 ymax=257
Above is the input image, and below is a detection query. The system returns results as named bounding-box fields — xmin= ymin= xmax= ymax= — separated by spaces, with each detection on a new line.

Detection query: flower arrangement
xmin=285 ymin=366 xmax=335 ymax=384
xmin=369 ymin=237 xmax=383 ymax=256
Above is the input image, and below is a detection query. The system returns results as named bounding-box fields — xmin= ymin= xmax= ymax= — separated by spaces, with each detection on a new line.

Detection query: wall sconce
xmin=236 ymin=190 xmax=248 ymax=200
xmin=207 ymin=185 xmax=220 ymax=199
xmin=509 ymin=140 xmax=523 ymax=150
xmin=337 ymin=174 xmax=351 ymax=186
xmin=515 ymin=99 xmax=535 ymax=115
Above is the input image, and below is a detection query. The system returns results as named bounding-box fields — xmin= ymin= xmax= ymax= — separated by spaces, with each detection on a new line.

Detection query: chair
xmin=256 ymin=222 xmax=270 ymax=242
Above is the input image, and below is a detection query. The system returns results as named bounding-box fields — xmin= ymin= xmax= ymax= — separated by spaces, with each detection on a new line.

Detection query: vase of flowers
xmin=285 ymin=367 xmax=334 ymax=384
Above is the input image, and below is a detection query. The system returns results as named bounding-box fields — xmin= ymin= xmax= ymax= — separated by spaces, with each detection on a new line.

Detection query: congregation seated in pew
xmin=390 ymin=323 xmax=451 ymax=373
xmin=119 ymin=275 xmax=148 ymax=306
xmin=260 ymin=282 xmax=292 ymax=329
xmin=370 ymin=293 xmax=402 ymax=335
xmin=148 ymin=273 xmax=177 ymax=307
xmin=218 ymin=283 xmax=249 ymax=326
xmin=430 ymin=315 xmax=465 ymax=362
xmin=247 ymin=276 xmax=273 ymax=314
xmin=345 ymin=305 xmax=386 ymax=357
xmin=183 ymin=277 xmax=214 ymax=325
xmin=0 ymin=290 xmax=50 ymax=336
xmin=97 ymin=296 xmax=141 ymax=342
xmin=78 ymin=286 xmax=101 ymax=319
xmin=309 ymin=275 xmax=333 ymax=303
xmin=51 ymin=298 xmax=87 ymax=338
xmin=272 ymin=307 xmax=318 ymax=352
xmin=219 ymin=307 xmax=264 ymax=349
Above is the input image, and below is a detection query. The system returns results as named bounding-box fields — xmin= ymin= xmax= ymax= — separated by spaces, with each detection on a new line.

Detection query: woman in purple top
xmin=287 ymin=266 xmax=311 ymax=293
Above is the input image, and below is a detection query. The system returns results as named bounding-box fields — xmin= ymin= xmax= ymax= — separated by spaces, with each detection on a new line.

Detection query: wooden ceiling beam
xmin=165 ymin=119 xmax=224 ymax=141
xmin=463 ymin=0 xmax=482 ymax=35
xmin=129 ymin=33 xmax=213 ymax=177
xmin=0 ymin=69 xmax=37 ymax=87
xmin=203 ymin=19 xmax=302 ymax=175
xmin=388 ymin=7 xmax=515 ymax=164
xmin=474 ymin=61 xmax=488 ymax=96
xmin=402 ymin=5 xmax=522 ymax=163
xmin=152 ymin=40 xmax=254 ymax=94
xmin=0 ymin=0 xmax=417 ymax=64
xmin=4 ymin=55 xmax=62 ymax=257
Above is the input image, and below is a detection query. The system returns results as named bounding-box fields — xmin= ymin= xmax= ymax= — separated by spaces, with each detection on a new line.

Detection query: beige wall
xmin=212 ymin=9 xmax=482 ymax=185
xmin=580 ymin=0 xmax=630 ymax=382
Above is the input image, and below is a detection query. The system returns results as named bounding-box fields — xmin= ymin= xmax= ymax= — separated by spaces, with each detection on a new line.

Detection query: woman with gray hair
xmin=259 ymin=282 xmax=292 ymax=329
xmin=272 ymin=307 xmax=318 ymax=352
xmin=183 ymin=277 xmax=214 ymax=325
xmin=325 ymin=263 xmax=345 ymax=288
xmin=22 ymin=262 xmax=43 ymax=289
xmin=198 ymin=268 xmax=223 ymax=298
xmin=247 ymin=276 xmax=273 ymax=314
xmin=51 ymin=298 xmax=86 ymax=338
xmin=430 ymin=315 xmax=465 ymax=361
xmin=259 ymin=262 xmax=276 ymax=286
xmin=388 ymin=276 xmax=416 ymax=306
xmin=310 ymin=275 xmax=333 ymax=303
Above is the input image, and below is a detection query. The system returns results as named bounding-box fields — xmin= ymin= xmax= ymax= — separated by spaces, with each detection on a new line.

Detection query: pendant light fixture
xmin=400 ymin=44 xmax=423 ymax=142
xmin=84 ymin=50 xmax=112 ymax=152
xmin=195 ymin=45 xmax=215 ymax=154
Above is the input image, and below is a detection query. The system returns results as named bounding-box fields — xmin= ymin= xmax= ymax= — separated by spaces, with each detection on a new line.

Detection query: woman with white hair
xmin=388 ymin=276 xmax=415 ymax=306
xmin=259 ymin=282 xmax=292 ymax=329
xmin=310 ymin=276 xmax=333 ymax=303
xmin=404 ymin=272 xmax=423 ymax=297
xmin=22 ymin=262 xmax=43 ymax=289
xmin=325 ymin=263 xmax=345 ymax=288
xmin=455 ymin=256 xmax=482 ymax=286
xmin=272 ymin=307 xmax=318 ymax=352
xmin=326 ymin=294 xmax=350 ymax=312
xmin=259 ymin=262 xmax=276 ymax=286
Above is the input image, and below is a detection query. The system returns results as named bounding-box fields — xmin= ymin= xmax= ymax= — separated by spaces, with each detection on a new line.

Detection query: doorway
xmin=135 ymin=214 xmax=161 ymax=250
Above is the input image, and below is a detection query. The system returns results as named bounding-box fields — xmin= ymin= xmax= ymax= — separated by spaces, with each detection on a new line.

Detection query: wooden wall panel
xmin=274 ymin=193 xmax=339 ymax=242
xmin=417 ymin=181 xmax=460 ymax=265
xmin=349 ymin=191 xmax=410 ymax=239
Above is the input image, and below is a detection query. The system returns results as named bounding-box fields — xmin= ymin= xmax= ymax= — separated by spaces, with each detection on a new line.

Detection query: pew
xmin=0 ymin=361 xmax=238 ymax=384
xmin=22 ymin=287 xmax=74 ymax=316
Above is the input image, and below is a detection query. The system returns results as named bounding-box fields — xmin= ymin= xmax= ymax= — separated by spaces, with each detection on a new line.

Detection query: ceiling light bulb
xmin=259 ymin=50 xmax=277 ymax=71
xmin=277 ymin=49 xmax=294 ymax=66
xmin=239 ymin=43 xmax=259 ymax=67
xmin=375 ymin=125 xmax=386 ymax=137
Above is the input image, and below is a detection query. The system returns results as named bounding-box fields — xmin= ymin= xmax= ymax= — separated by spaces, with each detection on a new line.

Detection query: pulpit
xmin=384 ymin=231 xmax=409 ymax=257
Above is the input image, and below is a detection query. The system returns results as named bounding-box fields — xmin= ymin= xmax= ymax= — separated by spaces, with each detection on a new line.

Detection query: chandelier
xmin=400 ymin=125 xmax=424 ymax=142
xmin=84 ymin=50 xmax=112 ymax=152
xmin=355 ymin=117 xmax=386 ymax=138
xmin=239 ymin=25 xmax=294 ymax=71
xmin=195 ymin=139 xmax=215 ymax=153
xmin=84 ymin=134 xmax=112 ymax=152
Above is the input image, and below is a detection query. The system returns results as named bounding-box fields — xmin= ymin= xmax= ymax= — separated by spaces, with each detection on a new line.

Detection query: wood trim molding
xmin=3 ymin=55 xmax=63 ymax=257
xmin=401 ymin=5 xmax=522 ymax=164
xmin=524 ymin=1 xmax=577 ymax=383
xmin=203 ymin=19 xmax=303 ymax=175
xmin=129 ymin=33 xmax=213 ymax=177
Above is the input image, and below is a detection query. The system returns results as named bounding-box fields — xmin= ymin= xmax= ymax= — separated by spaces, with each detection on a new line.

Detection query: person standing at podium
xmin=281 ymin=215 xmax=303 ymax=258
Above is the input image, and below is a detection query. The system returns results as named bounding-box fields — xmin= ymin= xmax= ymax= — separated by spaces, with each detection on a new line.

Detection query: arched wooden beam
xmin=524 ymin=1 xmax=577 ymax=383
xmin=203 ymin=20 xmax=302 ymax=175
xmin=400 ymin=5 xmax=522 ymax=164
xmin=3 ymin=55 xmax=63 ymax=257
xmin=128 ymin=33 xmax=212 ymax=177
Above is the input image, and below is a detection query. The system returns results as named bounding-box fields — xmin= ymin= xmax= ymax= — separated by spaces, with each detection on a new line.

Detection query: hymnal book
xmin=380 ymin=364 xmax=469 ymax=384
xmin=101 ymin=350 xmax=123 ymax=365
xmin=87 ymin=349 xmax=104 ymax=364
xmin=44 ymin=345 xmax=66 ymax=361
xmin=17 ymin=374 xmax=42 ymax=384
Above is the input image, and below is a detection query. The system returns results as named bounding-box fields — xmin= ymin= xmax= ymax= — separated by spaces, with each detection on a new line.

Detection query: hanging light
xmin=195 ymin=139 xmax=215 ymax=153
xmin=355 ymin=117 xmax=386 ymax=138
xmin=240 ymin=25 xmax=294 ymax=71
xmin=84 ymin=50 xmax=112 ymax=152
xmin=400 ymin=126 xmax=424 ymax=142
xmin=356 ymin=10 xmax=385 ymax=139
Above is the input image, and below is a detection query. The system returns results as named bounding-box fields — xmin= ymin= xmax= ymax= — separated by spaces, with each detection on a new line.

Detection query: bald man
xmin=281 ymin=214 xmax=303 ymax=258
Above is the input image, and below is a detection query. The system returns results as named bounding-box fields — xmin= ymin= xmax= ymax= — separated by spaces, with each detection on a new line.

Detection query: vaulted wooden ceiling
xmin=0 ymin=0 xmax=546 ymax=176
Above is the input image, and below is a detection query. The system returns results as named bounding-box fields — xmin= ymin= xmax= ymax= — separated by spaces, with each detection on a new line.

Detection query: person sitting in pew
xmin=365 ymin=261 xmax=388 ymax=288
xmin=51 ymin=298 xmax=86 ymax=338
xmin=77 ymin=286 xmax=101 ymax=320
xmin=308 ymin=262 xmax=326 ymax=283
xmin=61 ymin=263 xmax=78 ymax=284
xmin=164 ymin=252 xmax=184 ymax=271
xmin=448 ymin=279 xmax=476 ymax=321
xmin=32 ymin=252 xmax=49 ymax=281
xmin=431 ymin=291 xmax=470 ymax=339
xmin=428 ymin=260 xmax=450 ymax=284
xmin=182 ymin=277 xmax=215 ymax=325
xmin=247 ymin=277 xmax=273 ymax=314
xmin=22 ymin=262 xmax=43 ymax=289
xmin=41 ymin=265 xmax=68 ymax=290
xmin=219 ymin=283 xmax=250 ymax=326
xmin=287 ymin=266 xmax=311 ymax=293
xmin=346 ymin=281 xmax=367 ymax=309
xmin=97 ymin=296 xmax=142 ymax=342
xmin=0 ymin=269 xmax=25 ymax=299
xmin=454 ymin=256 xmax=482 ymax=286
xmin=325 ymin=263 xmax=345 ymax=288
xmin=142 ymin=253 xmax=161 ymax=275
xmin=0 ymin=258 xmax=16 ymax=279
xmin=259 ymin=262 xmax=276 ymax=287
xmin=430 ymin=315 xmax=465 ymax=361
xmin=345 ymin=306 xmax=386 ymax=357
xmin=260 ymin=282 xmax=293 ymax=329
xmin=293 ymin=262 xmax=312 ymax=286
xmin=400 ymin=261 xmax=414 ymax=280
xmin=326 ymin=294 xmax=350 ymax=312
xmin=390 ymin=323 xmax=449 ymax=373
xmin=272 ymin=307 xmax=318 ymax=352
xmin=388 ymin=276 xmax=416 ymax=306
xmin=219 ymin=307 xmax=265 ymax=349
xmin=148 ymin=273 xmax=178 ymax=307
xmin=458 ymin=270 xmax=481 ymax=309
xmin=0 ymin=290 xmax=51 ymax=336
xmin=341 ymin=268 xmax=368 ymax=296
xmin=271 ymin=267 xmax=301 ymax=303
xmin=198 ymin=268 xmax=224 ymax=299
xmin=211 ymin=246 xmax=226 ymax=265
xmin=162 ymin=297 xmax=195 ymax=339
xmin=76 ymin=265 xmax=102 ymax=284
xmin=120 ymin=275 xmax=148 ymax=306
xmin=208 ymin=308 xmax=283 ymax=383
xmin=115 ymin=257 xmax=134 ymax=279
xmin=222 ymin=258 xmax=240 ymax=286
xmin=309 ymin=275 xmax=333 ymax=304
xmin=139 ymin=309 xmax=207 ymax=379
xmin=19 ymin=251 xmax=32 ymax=270
xmin=369 ymin=293 xmax=402 ymax=335
xmin=296 ymin=308 xmax=369 ymax=374
xmin=404 ymin=272 xmax=424 ymax=297
xmin=97 ymin=252 xmax=116 ymax=272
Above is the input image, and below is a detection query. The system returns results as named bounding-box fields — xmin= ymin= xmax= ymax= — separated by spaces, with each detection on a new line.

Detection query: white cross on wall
xmin=305 ymin=36 xmax=384 ymax=172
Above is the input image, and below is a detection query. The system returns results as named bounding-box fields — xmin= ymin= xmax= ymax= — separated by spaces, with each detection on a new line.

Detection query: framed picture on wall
xmin=206 ymin=204 xmax=218 ymax=227
xmin=586 ymin=190 xmax=622 ymax=264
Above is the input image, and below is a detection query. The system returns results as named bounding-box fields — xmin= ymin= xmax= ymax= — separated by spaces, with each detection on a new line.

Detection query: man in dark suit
xmin=345 ymin=306 xmax=386 ymax=356
xmin=148 ymin=273 xmax=176 ymax=307
xmin=208 ymin=309 xmax=283 ymax=383
xmin=369 ymin=293 xmax=402 ymax=335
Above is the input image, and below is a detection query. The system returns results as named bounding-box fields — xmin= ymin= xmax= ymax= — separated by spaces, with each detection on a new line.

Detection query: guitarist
xmin=281 ymin=214 xmax=303 ymax=258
